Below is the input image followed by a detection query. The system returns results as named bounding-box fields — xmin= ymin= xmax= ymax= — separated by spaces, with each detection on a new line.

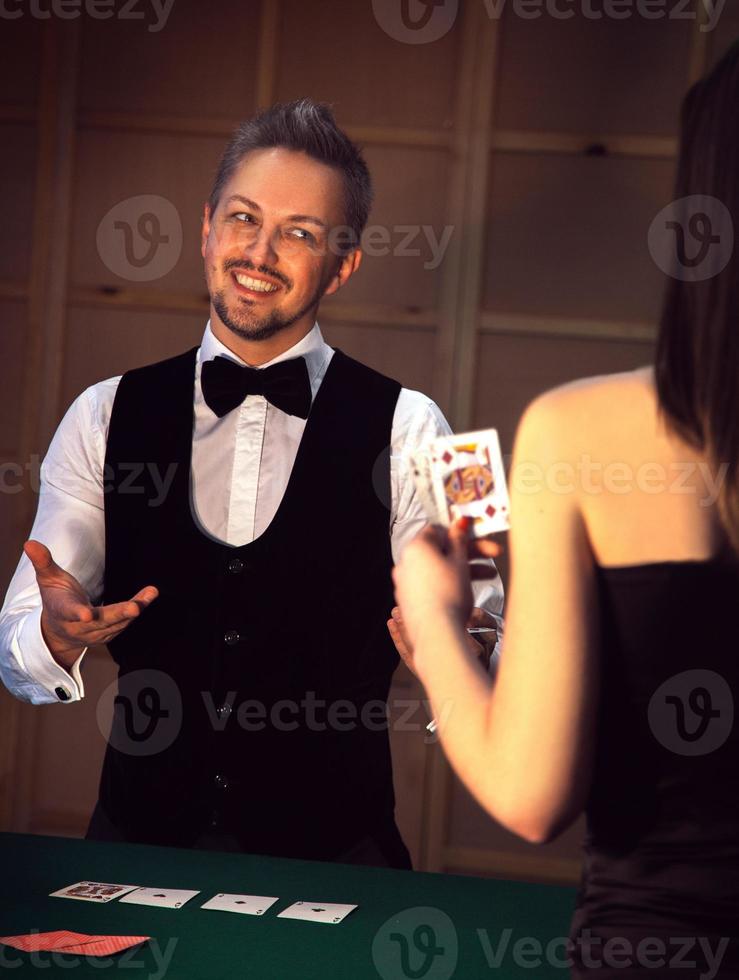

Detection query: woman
xmin=394 ymin=43 xmax=739 ymax=978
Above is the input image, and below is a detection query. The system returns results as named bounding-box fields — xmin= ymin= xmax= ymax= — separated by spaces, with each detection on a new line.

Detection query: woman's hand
xmin=393 ymin=519 xmax=500 ymax=652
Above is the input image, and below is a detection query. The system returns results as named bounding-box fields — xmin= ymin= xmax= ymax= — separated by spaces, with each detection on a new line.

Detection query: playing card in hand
xmin=410 ymin=428 xmax=510 ymax=537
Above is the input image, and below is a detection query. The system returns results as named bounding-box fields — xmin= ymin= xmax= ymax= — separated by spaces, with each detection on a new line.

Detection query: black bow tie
xmin=200 ymin=354 xmax=312 ymax=419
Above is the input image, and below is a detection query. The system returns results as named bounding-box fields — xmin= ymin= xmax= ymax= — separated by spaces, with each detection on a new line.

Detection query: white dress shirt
xmin=0 ymin=321 xmax=504 ymax=704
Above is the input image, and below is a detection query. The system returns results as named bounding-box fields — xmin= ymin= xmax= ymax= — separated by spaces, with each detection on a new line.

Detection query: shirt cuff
xmin=17 ymin=606 xmax=86 ymax=703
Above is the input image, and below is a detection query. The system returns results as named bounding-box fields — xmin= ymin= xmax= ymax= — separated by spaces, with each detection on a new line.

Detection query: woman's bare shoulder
xmin=528 ymin=365 xmax=653 ymax=413
xmin=515 ymin=366 xmax=655 ymax=458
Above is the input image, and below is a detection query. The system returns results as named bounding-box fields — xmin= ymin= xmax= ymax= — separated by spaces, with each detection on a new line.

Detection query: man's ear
xmin=201 ymin=202 xmax=212 ymax=258
xmin=323 ymin=248 xmax=363 ymax=298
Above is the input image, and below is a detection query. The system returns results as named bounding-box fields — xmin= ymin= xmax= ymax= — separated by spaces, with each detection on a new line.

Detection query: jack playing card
xmin=49 ymin=882 xmax=140 ymax=903
xmin=200 ymin=893 xmax=279 ymax=916
xmin=410 ymin=428 xmax=510 ymax=537
xmin=277 ymin=901 xmax=357 ymax=925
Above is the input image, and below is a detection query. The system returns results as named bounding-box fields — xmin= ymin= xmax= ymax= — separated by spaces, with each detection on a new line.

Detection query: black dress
xmin=570 ymin=558 xmax=739 ymax=978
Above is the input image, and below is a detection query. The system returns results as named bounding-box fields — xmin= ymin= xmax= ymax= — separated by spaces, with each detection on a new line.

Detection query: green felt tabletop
xmin=0 ymin=832 xmax=577 ymax=979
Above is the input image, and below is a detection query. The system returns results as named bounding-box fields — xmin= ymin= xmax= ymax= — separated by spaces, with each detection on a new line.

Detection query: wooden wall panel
xmin=483 ymin=154 xmax=675 ymax=323
xmin=321 ymin=321 xmax=436 ymax=397
xmin=0 ymin=303 xmax=30 ymax=453
xmin=496 ymin=9 xmax=692 ymax=135
xmin=326 ymin=146 xmax=452 ymax=313
xmin=275 ymin=0 xmax=460 ymax=127
xmin=69 ymin=131 xmax=223 ymax=295
xmin=61 ymin=308 xmax=205 ymax=407
xmin=78 ymin=0 xmax=260 ymax=118
xmin=0 ymin=18 xmax=43 ymax=109
xmin=0 ymin=127 xmax=38 ymax=283
xmin=27 ymin=650 xmax=116 ymax=834
xmin=473 ymin=333 xmax=654 ymax=454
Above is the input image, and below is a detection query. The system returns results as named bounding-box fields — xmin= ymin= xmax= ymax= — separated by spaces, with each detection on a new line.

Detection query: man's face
xmin=201 ymin=147 xmax=359 ymax=344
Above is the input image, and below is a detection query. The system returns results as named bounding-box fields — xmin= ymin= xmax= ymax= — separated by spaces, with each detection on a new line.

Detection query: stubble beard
xmin=211 ymin=280 xmax=326 ymax=344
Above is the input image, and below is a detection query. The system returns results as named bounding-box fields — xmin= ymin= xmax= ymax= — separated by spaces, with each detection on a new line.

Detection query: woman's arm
xmin=394 ymin=391 xmax=599 ymax=843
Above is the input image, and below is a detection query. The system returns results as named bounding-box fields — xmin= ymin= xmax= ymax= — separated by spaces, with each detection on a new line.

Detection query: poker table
xmin=0 ymin=832 xmax=578 ymax=978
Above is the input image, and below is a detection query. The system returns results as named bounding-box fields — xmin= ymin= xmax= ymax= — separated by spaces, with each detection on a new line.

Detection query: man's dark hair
xmin=208 ymin=98 xmax=373 ymax=252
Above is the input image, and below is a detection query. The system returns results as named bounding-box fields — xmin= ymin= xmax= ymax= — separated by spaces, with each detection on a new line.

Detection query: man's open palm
xmin=24 ymin=540 xmax=158 ymax=670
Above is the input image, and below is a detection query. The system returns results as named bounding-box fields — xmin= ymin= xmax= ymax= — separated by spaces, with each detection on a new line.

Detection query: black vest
xmin=99 ymin=346 xmax=403 ymax=861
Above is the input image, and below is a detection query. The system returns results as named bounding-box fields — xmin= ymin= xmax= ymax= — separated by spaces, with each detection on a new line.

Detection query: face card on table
xmin=119 ymin=887 xmax=200 ymax=910
xmin=200 ymin=893 xmax=280 ymax=916
xmin=277 ymin=901 xmax=358 ymax=925
xmin=49 ymin=881 xmax=140 ymax=903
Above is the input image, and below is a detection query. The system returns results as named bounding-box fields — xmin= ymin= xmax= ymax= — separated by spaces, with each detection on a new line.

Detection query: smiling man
xmin=0 ymin=99 xmax=503 ymax=868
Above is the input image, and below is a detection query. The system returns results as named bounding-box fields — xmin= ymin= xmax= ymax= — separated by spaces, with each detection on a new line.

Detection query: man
xmin=0 ymin=99 xmax=503 ymax=868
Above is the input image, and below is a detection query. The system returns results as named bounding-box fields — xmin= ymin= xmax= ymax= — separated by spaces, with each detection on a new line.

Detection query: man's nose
xmin=243 ymin=225 xmax=279 ymax=267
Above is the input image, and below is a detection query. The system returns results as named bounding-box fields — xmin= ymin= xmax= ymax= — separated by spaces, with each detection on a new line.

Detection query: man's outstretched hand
xmin=23 ymin=540 xmax=158 ymax=671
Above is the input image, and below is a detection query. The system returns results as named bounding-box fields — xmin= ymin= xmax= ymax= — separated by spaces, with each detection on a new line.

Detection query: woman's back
xmin=554 ymin=365 xmax=725 ymax=569
xmin=552 ymin=366 xmax=739 ymax=976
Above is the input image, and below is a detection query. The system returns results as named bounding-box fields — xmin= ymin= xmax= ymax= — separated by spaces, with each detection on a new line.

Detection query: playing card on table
xmin=119 ymin=887 xmax=200 ymax=910
xmin=49 ymin=881 xmax=140 ymax=903
xmin=410 ymin=428 xmax=510 ymax=537
xmin=0 ymin=931 xmax=150 ymax=956
xmin=277 ymin=901 xmax=357 ymax=925
xmin=200 ymin=893 xmax=279 ymax=916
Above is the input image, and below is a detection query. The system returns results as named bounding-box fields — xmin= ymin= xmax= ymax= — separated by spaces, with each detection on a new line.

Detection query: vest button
xmin=214 ymin=774 xmax=229 ymax=791
xmin=224 ymin=630 xmax=240 ymax=646
xmin=228 ymin=558 xmax=244 ymax=574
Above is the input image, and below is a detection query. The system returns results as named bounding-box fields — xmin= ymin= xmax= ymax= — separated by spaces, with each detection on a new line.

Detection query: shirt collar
xmin=197 ymin=320 xmax=332 ymax=399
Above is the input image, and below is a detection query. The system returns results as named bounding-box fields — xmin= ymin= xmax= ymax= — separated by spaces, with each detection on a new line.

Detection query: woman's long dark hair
xmin=655 ymin=42 xmax=739 ymax=549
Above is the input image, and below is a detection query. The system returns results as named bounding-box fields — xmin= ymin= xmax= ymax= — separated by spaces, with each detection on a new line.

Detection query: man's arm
xmin=0 ymin=380 xmax=155 ymax=705
xmin=388 ymin=391 xmax=505 ymax=672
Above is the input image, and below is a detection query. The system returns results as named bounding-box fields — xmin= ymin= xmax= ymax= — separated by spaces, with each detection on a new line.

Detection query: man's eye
xmin=289 ymin=228 xmax=314 ymax=242
xmin=233 ymin=213 xmax=256 ymax=223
